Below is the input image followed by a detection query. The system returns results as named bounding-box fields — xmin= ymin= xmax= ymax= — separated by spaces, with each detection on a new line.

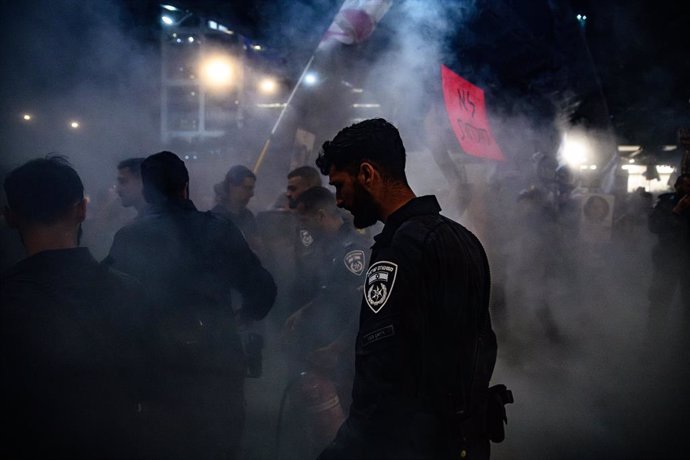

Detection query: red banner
xmin=441 ymin=64 xmax=505 ymax=161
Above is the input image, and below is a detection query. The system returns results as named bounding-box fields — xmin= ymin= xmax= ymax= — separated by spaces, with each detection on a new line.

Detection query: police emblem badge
xmin=364 ymin=261 xmax=398 ymax=313
xmin=343 ymin=250 xmax=365 ymax=276
xmin=299 ymin=229 xmax=314 ymax=247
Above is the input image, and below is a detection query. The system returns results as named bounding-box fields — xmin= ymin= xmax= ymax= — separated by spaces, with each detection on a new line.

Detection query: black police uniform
xmin=211 ymin=204 xmax=260 ymax=244
xmin=298 ymin=224 xmax=369 ymax=393
xmin=105 ymin=199 xmax=276 ymax=459
xmin=294 ymin=221 xmax=321 ymax=306
xmin=0 ymin=248 xmax=148 ymax=459
xmin=303 ymin=224 xmax=368 ymax=345
xmin=648 ymin=192 xmax=690 ymax=325
xmin=319 ymin=196 xmax=498 ymax=460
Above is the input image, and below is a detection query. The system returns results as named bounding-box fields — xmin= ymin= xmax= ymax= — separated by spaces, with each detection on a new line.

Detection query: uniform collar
xmin=149 ymin=198 xmax=197 ymax=215
xmin=3 ymin=247 xmax=97 ymax=278
xmin=373 ymin=195 xmax=441 ymax=246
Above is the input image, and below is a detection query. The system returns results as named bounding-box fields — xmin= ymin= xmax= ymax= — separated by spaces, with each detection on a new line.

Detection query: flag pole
xmin=252 ymin=54 xmax=316 ymax=174
xmin=252 ymin=0 xmax=391 ymax=173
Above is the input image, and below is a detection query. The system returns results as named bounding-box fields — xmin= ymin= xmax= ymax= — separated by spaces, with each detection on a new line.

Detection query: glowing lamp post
xmin=200 ymin=56 xmax=234 ymax=89
xmin=258 ymin=77 xmax=278 ymax=95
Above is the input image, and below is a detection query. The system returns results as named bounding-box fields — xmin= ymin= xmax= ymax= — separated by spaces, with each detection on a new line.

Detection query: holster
xmin=486 ymin=384 xmax=513 ymax=443
xmin=155 ymin=307 xmax=243 ymax=374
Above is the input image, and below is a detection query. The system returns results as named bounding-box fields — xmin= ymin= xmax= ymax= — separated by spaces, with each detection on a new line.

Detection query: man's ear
xmin=359 ymin=162 xmax=377 ymax=188
xmin=74 ymin=198 xmax=87 ymax=224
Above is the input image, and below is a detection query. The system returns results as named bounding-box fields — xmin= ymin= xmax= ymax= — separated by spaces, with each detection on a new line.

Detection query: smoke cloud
xmin=1 ymin=1 xmax=687 ymax=459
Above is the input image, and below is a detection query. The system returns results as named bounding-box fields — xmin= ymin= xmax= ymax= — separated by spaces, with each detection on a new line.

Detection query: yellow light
xmin=200 ymin=56 xmax=234 ymax=88
xmin=22 ymin=113 xmax=32 ymax=121
xmin=258 ymin=78 xmax=277 ymax=94
xmin=70 ymin=121 xmax=80 ymax=129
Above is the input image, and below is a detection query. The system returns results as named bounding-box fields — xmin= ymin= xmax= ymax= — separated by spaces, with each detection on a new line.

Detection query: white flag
xmin=318 ymin=0 xmax=393 ymax=50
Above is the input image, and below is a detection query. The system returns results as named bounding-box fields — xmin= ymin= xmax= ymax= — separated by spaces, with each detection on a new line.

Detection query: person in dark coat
xmin=211 ymin=164 xmax=261 ymax=252
xmin=647 ymin=173 xmax=690 ymax=334
xmin=315 ymin=119 xmax=503 ymax=460
xmin=104 ymin=151 xmax=276 ymax=459
xmin=1 ymin=156 xmax=147 ymax=459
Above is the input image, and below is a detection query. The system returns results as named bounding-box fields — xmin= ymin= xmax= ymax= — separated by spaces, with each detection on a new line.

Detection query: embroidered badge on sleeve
xmin=344 ymin=250 xmax=365 ymax=276
xmin=299 ymin=229 xmax=314 ymax=247
xmin=364 ymin=261 xmax=398 ymax=313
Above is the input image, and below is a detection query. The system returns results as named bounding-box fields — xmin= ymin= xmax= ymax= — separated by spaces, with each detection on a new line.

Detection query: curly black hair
xmin=316 ymin=118 xmax=407 ymax=182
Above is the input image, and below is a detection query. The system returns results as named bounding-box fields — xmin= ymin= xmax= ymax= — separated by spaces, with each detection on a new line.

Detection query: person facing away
xmin=104 ymin=151 xmax=277 ymax=460
xmin=116 ymin=157 xmax=148 ymax=218
xmin=1 ymin=156 xmax=148 ymax=459
xmin=314 ymin=118 xmax=504 ymax=460
xmin=211 ymin=164 xmax=262 ymax=253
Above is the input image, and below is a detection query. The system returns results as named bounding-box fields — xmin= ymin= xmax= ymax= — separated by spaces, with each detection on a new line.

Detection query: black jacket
xmin=323 ymin=196 xmax=497 ymax=459
xmin=105 ymin=199 xmax=276 ymax=376
xmin=300 ymin=223 xmax=370 ymax=354
xmin=0 ymin=248 xmax=148 ymax=458
xmin=648 ymin=192 xmax=690 ymax=260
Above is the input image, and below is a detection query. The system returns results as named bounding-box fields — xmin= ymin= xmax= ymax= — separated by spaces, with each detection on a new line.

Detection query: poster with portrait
xmin=579 ymin=193 xmax=615 ymax=242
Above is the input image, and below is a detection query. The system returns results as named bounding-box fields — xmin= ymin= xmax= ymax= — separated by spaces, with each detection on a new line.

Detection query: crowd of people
xmin=479 ymin=156 xmax=690 ymax=357
xmin=0 ymin=116 xmax=688 ymax=459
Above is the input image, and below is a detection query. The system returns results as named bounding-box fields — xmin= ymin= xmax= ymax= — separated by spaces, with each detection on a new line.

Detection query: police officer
xmin=285 ymin=187 xmax=369 ymax=392
xmin=281 ymin=186 xmax=370 ymax=456
xmin=105 ymin=151 xmax=276 ymax=459
xmin=315 ymin=119 xmax=502 ymax=459
xmin=1 ymin=157 xmax=147 ymax=458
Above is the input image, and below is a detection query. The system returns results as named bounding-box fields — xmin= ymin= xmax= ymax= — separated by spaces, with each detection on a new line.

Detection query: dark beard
xmin=351 ymin=181 xmax=379 ymax=229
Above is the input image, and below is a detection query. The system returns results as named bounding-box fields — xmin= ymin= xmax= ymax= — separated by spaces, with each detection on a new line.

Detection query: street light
xmin=258 ymin=77 xmax=278 ymax=94
xmin=200 ymin=56 xmax=235 ymax=88
xmin=304 ymin=72 xmax=318 ymax=86
xmin=160 ymin=10 xmax=192 ymax=27
xmin=22 ymin=113 xmax=32 ymax=121
xmin=559 ymin=132 xmax=591 ymax=167
xmin=70 ymin=121 xmax=80 ymax=129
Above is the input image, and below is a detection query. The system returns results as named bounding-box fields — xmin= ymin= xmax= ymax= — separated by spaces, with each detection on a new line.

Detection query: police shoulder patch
xmin=364 ymin=261 xmax=398 ymax=313
xmin=299 ymin=229 xmax=314 ymax=247
xmin=344 ymin=250 xmax=365 ymax=276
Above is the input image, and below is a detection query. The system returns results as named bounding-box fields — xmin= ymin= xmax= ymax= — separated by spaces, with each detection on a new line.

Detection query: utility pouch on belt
xmin=486 ymin=384 xmax=513 ymax=443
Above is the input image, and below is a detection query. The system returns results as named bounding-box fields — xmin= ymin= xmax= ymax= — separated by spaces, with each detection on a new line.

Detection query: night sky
xmin=0 ymin=2 xmax=688 ymax=458
xmin=2 ymin=0 xmax=686 ymax=148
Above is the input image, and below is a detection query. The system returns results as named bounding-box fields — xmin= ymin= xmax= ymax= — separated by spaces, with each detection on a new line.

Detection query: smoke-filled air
xmin=1 ymin=0 xmax=688 ymax=459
